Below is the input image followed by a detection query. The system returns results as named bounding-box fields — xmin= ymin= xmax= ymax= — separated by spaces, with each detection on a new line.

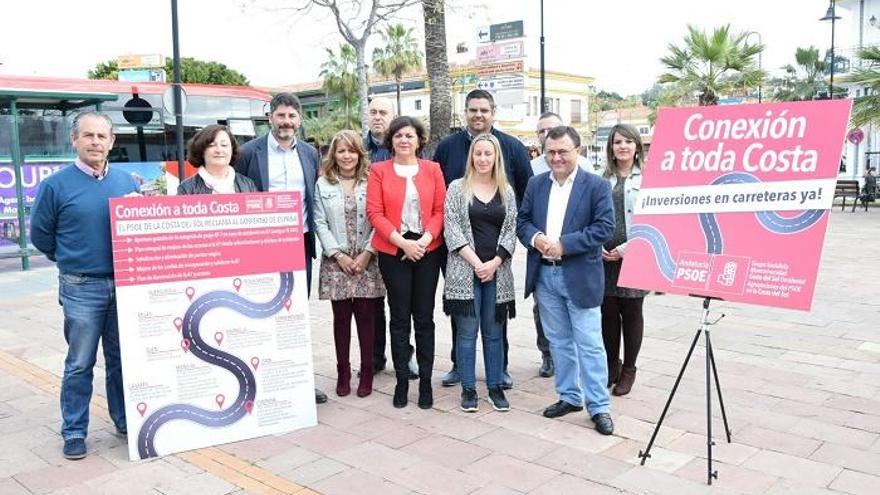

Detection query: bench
xmin=834 ymin=180 xmax=860 ymax=212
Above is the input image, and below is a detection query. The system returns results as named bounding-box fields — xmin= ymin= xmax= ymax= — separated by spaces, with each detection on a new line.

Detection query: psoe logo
xmin=717 ymin=261 xmax=738 ymax=287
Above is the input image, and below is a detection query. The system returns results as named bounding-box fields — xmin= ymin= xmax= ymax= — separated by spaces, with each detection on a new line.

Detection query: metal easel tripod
xmin=638 ymin=296 xmax=732 ymax=485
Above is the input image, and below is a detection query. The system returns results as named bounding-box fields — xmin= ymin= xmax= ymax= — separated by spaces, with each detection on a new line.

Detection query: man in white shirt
xmin=530 ymin=112 xmax=594 ymax=176
xmin=235 ymin=93 xmax=327 ymax=404
xmin=516 ymin=126 xmax=616 ymax=435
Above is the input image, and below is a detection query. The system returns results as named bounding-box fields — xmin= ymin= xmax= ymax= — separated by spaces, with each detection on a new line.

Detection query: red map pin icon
xmin=233 ymin=278 xmax=242 ymax=292
xmin=244 ymin=400 xmax=254 ymax=414
xmin=173 ymin=317 xmax=183 ymax=332
xmin=137 ymin=402 xmax=147 ymax=417
xmin=250 ymin=357 xmax=260 ymax=370
xmin=214 ymin=332 xmax=224 ymax=346
xmin=215 ymin=394 xmax=225 ymax=409
xmin=185 ymin=287 xmax=195 ymax=300
xmin=283 ymin=298 xmax=292 ymax=312
xmin=181 ymin=338 xmax=191 ymax=353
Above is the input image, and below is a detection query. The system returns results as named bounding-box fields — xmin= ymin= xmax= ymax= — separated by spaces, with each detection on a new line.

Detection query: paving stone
xmin=742 ymin=449 xmax=842 ymax=487
xmin=734 ymin=425 xmax=823 ymax=457
xmin=154 ymin=472 xmax=237 ymax=495
xmin=329 ymin=440 xmax=416 ymax=479
xmin=387 ymin=460 xmax=488 ymax=495
xmin=461 ymin=454 xmax=560 ymax=492
xmin=532 ymin=445 xmax=632 ymax=482
xmin=0 ymin=478 xmax=30 ymax=495
xmin=13 ymin=454 xmax=118 ymax=494
xmin=674 ymin=458 xmax=778 ymax=494
xmin=664 ymin=432 xmax=759 ymax=466
xmin=809 ymin=442 xmax=880 ymax=476
xmin=311 ymin=468 xmax=409 ymax=495
xmin=401 ymin=434 xmax=492 ymax=469
xmin=829 ymin=469 xmax=880 ymax=495
xmin=278 ymin=457 xmax=349 ymax=486
xmin=527 ymin=473 xmax=621 ymax=494
xmin=255 ymin=445 xmax=322 ymax=473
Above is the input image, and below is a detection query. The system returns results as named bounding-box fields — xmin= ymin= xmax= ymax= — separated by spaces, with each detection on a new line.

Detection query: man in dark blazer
xmin=516 ymin=126 xmax=616 ymax=435
xmin=433 ymin=89 xmax=533 ymax=388
xmin=234 ymin=92 xmax=327 ymax=404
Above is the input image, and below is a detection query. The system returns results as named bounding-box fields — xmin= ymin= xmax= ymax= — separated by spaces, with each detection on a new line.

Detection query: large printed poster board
xmin=110 ymin=192 xmax=316 ymax=460
xmin=619 ymin=100 xmax=851 ymax=310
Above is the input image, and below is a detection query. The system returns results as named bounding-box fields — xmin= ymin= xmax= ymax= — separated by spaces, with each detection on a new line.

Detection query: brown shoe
xmin=607 ymin=359 xmax=622 ymax=388
xmin=613 ymin=366 xmax=636 ymax=396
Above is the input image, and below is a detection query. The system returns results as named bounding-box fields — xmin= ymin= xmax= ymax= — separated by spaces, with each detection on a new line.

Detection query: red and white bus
xmin=0 ymin=74 xmax=272 ymax=253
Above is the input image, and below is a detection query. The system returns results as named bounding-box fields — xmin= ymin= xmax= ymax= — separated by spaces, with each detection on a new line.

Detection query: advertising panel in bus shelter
xmin=618 ymin=100 xmax=851 ymax=311
xmin=110 ymin=191 xmax=316 ymax=459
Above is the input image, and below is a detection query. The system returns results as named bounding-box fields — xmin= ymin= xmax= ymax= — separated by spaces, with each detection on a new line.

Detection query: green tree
xmin=846 ymin=46 xmax=880 ymax=127
xmin=771 ymin=46 xmax=827 ymax=101
xmin=373 ymin=23 xmax=423 ymax=113
xmin=320 ymin=44 xmax=360 ymax=130
xmin=658 ymin=24 xmax=764 ymax=106
xmin=88 ymin=57 xmax=249 ymax=85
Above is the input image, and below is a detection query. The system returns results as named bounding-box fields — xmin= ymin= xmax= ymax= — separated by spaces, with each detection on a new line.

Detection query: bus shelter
xmin=0 ymin=88 xmax=118 ymax=270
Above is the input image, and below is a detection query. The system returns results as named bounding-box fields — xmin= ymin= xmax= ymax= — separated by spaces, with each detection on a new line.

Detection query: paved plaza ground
xmin=0 ymin=208 xmax=878 ymax=495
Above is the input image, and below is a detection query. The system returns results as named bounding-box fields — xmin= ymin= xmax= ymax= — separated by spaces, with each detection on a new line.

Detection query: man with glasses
xmin=529 ymin=113 xmax=594 ymax=379
xmin=516 ymin=126 xmax=616 ymax=436
xmin=434 ymin=89 xmax=533 ymax=389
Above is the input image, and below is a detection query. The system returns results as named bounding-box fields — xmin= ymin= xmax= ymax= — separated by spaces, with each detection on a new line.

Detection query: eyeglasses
xmin=536 ymin=128 xmax=552 ymax=136
xmin=545 ymin=148 xmax=576 ymax=158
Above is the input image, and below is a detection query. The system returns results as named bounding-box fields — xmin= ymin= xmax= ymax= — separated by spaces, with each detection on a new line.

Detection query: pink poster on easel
xmin=619 ymin=100 xmax=851 ymax=311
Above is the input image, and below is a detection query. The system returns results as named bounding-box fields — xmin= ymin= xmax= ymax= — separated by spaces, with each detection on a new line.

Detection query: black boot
xmin=393 ymin=373 xmax=409 ymax=408
xmin=418 ymin=376 xmax=433 ymax=409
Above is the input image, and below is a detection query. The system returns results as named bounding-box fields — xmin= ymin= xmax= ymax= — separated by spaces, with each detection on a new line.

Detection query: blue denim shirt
xmin=313 ymin=176 xmax=375 ymax=257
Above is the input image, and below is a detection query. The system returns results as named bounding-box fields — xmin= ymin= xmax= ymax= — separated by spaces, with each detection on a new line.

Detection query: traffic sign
xmin=475 ymin=60 xmax=523 ymax=77
xmin=476 ymin=41 xmax=524 ymax=64
xmin=476 ymin=20 xmax=524 ymax=43
xmin=118 ymin=54 xmax=165 ymax=69
xmin=490 ymin=21 xmax=524 ymax=42
xmin=476 ymin=76 xmax=524 ymax=91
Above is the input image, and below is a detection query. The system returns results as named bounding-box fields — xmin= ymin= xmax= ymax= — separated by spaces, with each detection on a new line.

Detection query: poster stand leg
xmin=638 ymin=297 xmax=731 ymax=485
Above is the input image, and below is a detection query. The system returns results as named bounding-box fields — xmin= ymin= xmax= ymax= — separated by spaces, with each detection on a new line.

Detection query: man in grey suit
xmin=234 ymin=92 xmax=328 ymax=404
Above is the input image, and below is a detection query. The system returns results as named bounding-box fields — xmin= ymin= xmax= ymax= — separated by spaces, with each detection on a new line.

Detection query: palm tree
xmin=772 ymin=46 xmax=827 ymax=101
xmin=659 ymin=24 xmax=764 ymax=106
xmin=422 ymin=0 xmax=452 ymax=153
xmin=847 ymin=46 xmax=880 ymax=127
xmin=372 ymin=23 xmax=423 ymax=113
xmin=320 ymin=44 xmax=360 ymax=129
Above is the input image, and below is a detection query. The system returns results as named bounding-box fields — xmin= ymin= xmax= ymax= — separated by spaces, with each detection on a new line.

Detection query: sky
xmin=0 ymin=0 xmax=859 ymax=96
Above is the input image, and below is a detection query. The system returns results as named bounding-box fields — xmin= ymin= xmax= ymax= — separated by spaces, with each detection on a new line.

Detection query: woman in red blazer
xmin=367 ymin=116 xmax=446 ymax=410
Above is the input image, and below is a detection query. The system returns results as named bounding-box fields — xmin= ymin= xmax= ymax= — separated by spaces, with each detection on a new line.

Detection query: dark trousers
xmin=532 ymin=300 xmax=551 ymax=358
xmin=378 ymin=249 xmax=441 ymax=379
xmin=331 ymin=298 xmax=377 ymax=371
xmin=441 ymin=244 xmax=510 ymax=370
xmin=371 ymin=296 xmax=414 ymax=369
xmin=305 ymin=232 xmax=315 ymax=297
xmin=601 ymin=295 xmax=645 ymax=369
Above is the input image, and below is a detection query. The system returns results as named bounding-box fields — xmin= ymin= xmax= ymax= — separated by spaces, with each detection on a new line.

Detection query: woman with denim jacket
xmin=314 ymin=130 xmax=385 ymax=398
xmin=443 ymin=134 xmax=517 ymax=413
xmin=601 ymin=124 xmax=648 ymax=396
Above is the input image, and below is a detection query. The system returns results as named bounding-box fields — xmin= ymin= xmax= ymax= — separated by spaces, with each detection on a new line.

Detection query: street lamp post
xmin=746 ymin=31 xmax=763 ymax=103
xmin=820 ymin=0 xmax=842 ymax=99
xmin=540 ymin=0 xmax=547 ymax=113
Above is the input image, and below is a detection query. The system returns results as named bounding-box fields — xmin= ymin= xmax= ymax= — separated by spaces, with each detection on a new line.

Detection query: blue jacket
xmin=516 ymin=168 xmax=614 ymax=308
xmin=433 ymin=127 xmax=533 ymax=206
xmin=234 ymin=134 xmax=320 ymax=259
xmin=363 ymin=133 xmax=391 ymax=163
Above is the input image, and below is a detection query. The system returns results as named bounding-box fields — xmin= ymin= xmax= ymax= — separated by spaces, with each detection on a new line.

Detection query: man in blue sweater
xmin=30 ymin=111 xmax=139 ymax=460
xmin=433 ymin=89 xmax=533 ymax=388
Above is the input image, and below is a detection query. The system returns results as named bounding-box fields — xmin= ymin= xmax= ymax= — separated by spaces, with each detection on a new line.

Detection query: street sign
xmin=476 ymin=25 xmax=491 ymax=43
xmin=118 ymin=69 xmax=166 ymax=83
xmin=848 ymin=128 xmax=865 ymax=145
xmin=476 ymin=76 xmax=524 ymax=91
xmin=475 ymin=60 xmax=523 ymax=77
xmin=492 ymin=89 xmax=525 ymax=106
xmin=476 ymin=41 xmax=524 ymax=64
xmin=118 ymin=54 xmax=165 ymax=69
xmin=476 ymin=20 xmax=524 ymax=43
xmin=490 ymin=21 xmax=524 ymax=42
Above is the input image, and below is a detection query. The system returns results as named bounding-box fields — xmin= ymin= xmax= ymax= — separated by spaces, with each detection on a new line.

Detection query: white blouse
xmin=394 ymin=163 xmax=423 ymax=234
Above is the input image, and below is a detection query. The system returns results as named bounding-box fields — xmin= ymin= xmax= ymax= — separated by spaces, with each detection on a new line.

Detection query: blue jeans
xmin=535 ymin=265 xmax=610 ymax=415
xmin=58 ymin=273 xmax=126 ymax=440
xmin=453 ymin=276 xmax=504 ymax=390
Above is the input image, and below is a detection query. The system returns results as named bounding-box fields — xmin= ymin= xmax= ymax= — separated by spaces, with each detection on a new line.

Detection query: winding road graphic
xmin=136 ymin=272 xmax=294 ymax=459
xmin=630 ymin=172 xmax=827 ymax=281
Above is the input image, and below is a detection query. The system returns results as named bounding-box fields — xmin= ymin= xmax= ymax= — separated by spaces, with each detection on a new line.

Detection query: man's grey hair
xmin=71 ymin=111 xmax=114 ymax=137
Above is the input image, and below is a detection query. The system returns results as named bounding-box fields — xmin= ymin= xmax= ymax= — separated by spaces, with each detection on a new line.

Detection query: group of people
xmin=30 ymin=89 xmax=649 ymax=460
